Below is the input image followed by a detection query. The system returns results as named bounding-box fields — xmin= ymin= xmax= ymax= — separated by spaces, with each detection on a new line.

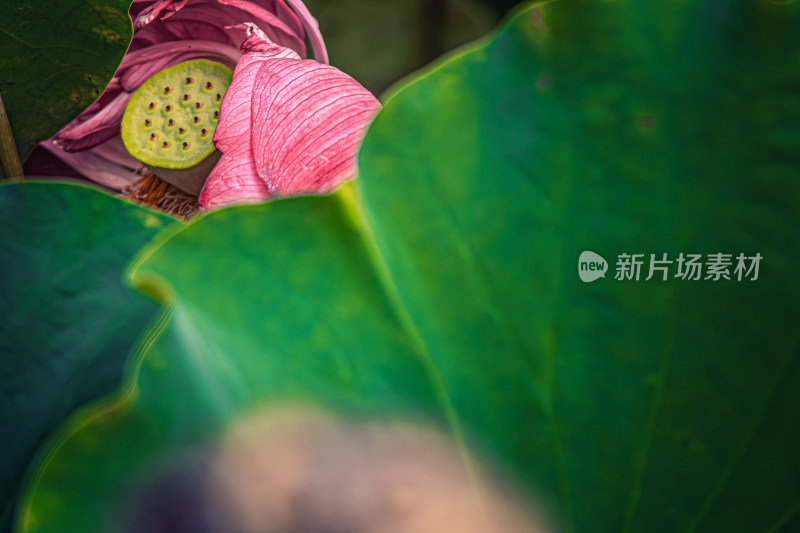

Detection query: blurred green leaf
xmin=0 ymin=1 xmax=132 ymax=159
xmin=304 ymin=0 xmax=496 ymax=94
xmin=0 ymin=182 xmax=171 ymax=527
xmin=17 ymin=1 xmax=800 ymax=532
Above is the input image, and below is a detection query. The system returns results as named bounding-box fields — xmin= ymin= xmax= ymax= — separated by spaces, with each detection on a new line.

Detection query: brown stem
xmin=0 ymin=93 xmax=23 ymax=183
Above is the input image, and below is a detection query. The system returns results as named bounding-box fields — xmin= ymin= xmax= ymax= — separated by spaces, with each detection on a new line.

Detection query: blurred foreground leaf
xmin=0 ymin=1 xmax=132 ymax=159
xmin=17 ymin=1 xmax=800 ymax=532
xmin=0 ymin=182 xmax=171 ymax=526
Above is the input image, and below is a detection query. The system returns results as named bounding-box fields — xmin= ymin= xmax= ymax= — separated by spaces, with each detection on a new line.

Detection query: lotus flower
xmin=30 ymin=0 xmax=380 ymax=211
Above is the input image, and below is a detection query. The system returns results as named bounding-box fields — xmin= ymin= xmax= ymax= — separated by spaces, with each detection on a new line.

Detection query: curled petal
xmin=199 ymin=51 xmax=271 ymax=208
xmin=216 ymin=0 xmax=306 ymax=55
xmin=211 ymin=52 xmax=266 ymax=152
xmin=251 ymin=59 xmax=380 ymax=197
xmin=40 ymin=138 xmax=140 ymax=190
xmin=282 ymin=0 xmax=327 ymax=63
xmin=119 ymin=40 xmax=241 ymax=89
xmin=228 ymin=23 xmax=302 ymax=56
xmin=134 ymin=0 xmax=190 ymax=29
xmin=56 ymin=92 xmax=130 ymax=151
xmin=133 ymin=0 xmax=306 ymax=56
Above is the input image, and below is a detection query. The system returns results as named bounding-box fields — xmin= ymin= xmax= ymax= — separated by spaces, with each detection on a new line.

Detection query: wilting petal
xmin=119 ymin=40 xmax=241 ymax=89
xmin=282 ymin=0 xmax=327 ymax=63
xmin=87 ymin=136 xmax=142 ymax=168
xmin=216 ymin=0 xmax=306 ymax=55
xmin=133 ymin=0 xmax=307 ymax=57
xmin=56 ymin=92 xmax=130 ymax=151
xmin=251 ymin=59 xmax=380 ymax=196
xmin=40 ymin=138 xmax=140 ymax=190
xmin=134 ymin=0 xmax=190 ymax=29
xmin=229 ymin=22 xmax=303 ymax=56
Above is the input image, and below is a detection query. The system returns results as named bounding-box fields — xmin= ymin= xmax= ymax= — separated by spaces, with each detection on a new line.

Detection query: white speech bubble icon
xmin=578 ymin=251 xmax=607 ymax=282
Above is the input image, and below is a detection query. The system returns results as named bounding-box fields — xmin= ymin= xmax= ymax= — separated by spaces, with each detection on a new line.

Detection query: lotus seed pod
xmin=121 ymin=59 xmax=233 ymax=171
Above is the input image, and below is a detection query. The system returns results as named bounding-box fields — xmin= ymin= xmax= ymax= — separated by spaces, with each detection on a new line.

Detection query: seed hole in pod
xmin=213 ymin=110 xmax=219 ymax=120
xmin=148 ymin=102 xmax=156 ymax=110
xmin=195 ymin=102 xmax=203 ymax=109
xmin=216 ymin=93 xmax=222 ymax=101
xmin=144 ymin=119 xmax=152 ymax=127
xmin=168 ymin=118 xmax=175 ymax=127
xmin=179 ymin=127 xmax=187 ymax=134
xmin=205 ymin=81 xmax=213 ymax=90
xmin=182 ymin=142 xmax=191 ymax=151
xmin=164 ymin=104 xmax=173 ymax=112
xmin=163 ymin=86 xmax=172 ymax=95
xmin=183 ymin=94 xmax=191 ymax=101
xmin=201 ymin=128 xmax=208 ymax=137
xmin=193 ymin=116 xmax=200 ymax=123
xmin=162 ymin=141 xmax=171 ymax=149
xmin=149 ymin=133 xmax=158 ymax=142
xmin=185 ymin=77 xmax=194 ymax=85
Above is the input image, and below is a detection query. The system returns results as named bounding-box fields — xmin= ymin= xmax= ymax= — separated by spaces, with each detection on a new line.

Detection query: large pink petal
xmin=250 ymin=58 xmax=380 ymax=197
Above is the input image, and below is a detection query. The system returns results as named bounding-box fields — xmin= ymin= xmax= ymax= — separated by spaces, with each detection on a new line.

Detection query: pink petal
xmin=90 ymin=136 xmax=142 ymax=168
xmin=261 ymin=0 xmax=305 ymax=42
xmin=41 ymin=138 xmax=140 ymax=190
xmin=216 ymin=0 xmax=306 ymax=56
xmin=197 ymin=141 xmax=272 ymax=208
xmin=119 ymin=40 xmax=241 ymax=90
xmin=133 ymin=0 xmax=307 ymax=56
xmin=134 ymin=0 xmax=189 ymax=29
xmin=199 ymin=51 xmax=272 ymax=208
xmin=155 ymin=19 xmax=233 ymax=45
xmin=282 ymin=0 xmax=328 ymax=63
xmin=250 ymin=59 xmax=379 ymax=196
xmin=56 ymin=92 xmax=130 ymax=151
xmin=228 ymin=23 xmax=303 ymax=56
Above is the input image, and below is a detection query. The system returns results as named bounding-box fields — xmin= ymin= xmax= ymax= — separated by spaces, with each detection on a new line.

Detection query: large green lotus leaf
xmin=0 ymin=182 xmax=172 ymax=527
xmin=17 ymin=189 xmax=447 ymax=533
xmin=18 ymin=0 xmax=800 ymax=532
xmin=0 ymin=1 xmax=132 ymax=159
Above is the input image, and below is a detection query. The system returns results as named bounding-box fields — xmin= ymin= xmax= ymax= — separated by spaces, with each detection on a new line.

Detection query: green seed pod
xmin=121 ymin=59 xmax=233 ymax=172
